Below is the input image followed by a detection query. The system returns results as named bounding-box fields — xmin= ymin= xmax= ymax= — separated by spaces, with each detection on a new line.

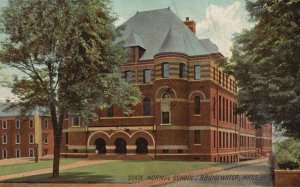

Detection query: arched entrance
xmin=95 ymin=138 xmax=106 ymax=154
xmin=115 ymin=138 xmax=127 ymax=154
xmin=135 ymin=137 xmax=148 ymax=154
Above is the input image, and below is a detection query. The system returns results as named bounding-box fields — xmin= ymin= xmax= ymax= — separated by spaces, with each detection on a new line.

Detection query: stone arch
xmin=188 ymin=91 xmax=206 ymax=101
xmin=95 ymin=138 xmax=106 ymax=154
xmin=88 ymin=131 xmax=110 ymax=146
xmin=131 ymin=131 xmax=155 ymax=146
xmin=110 ymin=131 xmax=131 ymax=144
xmin=155 ymin=86 xmax=177 ymax=99
xmin=114 ymin=138 xmax=127 ymax=154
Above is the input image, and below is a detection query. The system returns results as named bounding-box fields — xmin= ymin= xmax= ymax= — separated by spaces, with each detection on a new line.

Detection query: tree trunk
xmin=52 ymin=129 xmax=62 ymax=178
xmin=50 ymin=102 xmax=65 ymax=178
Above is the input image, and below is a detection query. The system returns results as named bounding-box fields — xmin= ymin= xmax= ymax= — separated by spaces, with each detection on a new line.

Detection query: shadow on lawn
xmin=4 ymin=172 xmax=114 ymax=183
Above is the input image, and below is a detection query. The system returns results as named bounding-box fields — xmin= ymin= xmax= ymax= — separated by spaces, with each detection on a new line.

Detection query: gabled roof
xmin=117 ymin=8 xmax=221 ymax=60
xmin=124 ymin=31 xmax=145 ymax=49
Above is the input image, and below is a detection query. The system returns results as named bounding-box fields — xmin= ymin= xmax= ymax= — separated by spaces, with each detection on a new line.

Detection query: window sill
xmin=194 ymin=144 xmax=202 ymax=146
xmin=160 ymin=123 xmax=171 ymax=126
xmin=71 ymin=125 xmax=81 ymax=128
xmin=194 ymin=115 xmax=201 ymax=117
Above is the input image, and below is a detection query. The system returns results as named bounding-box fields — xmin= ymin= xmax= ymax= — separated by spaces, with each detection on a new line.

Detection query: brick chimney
xmin=184 ymin=17 xmax=196 ymax=33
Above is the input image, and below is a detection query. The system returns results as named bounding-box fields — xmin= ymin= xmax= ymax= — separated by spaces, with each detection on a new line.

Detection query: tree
xmin=0 ymin=0 xmax=141 ymax=177
xmin=223 ymin=0 xmax=300 ymax=138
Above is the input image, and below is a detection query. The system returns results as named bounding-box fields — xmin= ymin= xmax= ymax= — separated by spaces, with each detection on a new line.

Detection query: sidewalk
xmin=0 ymin=159 xmax=116 ymax=181
xmin=0 ymin=158 xmax=34 ymax=166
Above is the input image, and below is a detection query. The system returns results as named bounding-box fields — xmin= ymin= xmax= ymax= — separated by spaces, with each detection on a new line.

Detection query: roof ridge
xmin=135 ymin=7 xmax=170 ymax=14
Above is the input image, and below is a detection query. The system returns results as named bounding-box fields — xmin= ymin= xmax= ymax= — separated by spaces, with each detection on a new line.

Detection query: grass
xmin=0 ymin=158 xmax=78 ymax=176
xmin=4 ymin=160 xmax=224 ymax=183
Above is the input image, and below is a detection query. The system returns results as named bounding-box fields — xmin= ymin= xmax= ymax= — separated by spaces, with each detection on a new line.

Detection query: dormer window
xmin=162 ymin=63 xmax=169 ymax=78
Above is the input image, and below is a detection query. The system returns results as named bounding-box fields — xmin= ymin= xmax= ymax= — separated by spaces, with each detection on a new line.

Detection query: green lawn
xmin=4 ymin=160 xmax=224 ymax=183
xmin=0 ymin=158 xmax=78 ymax=176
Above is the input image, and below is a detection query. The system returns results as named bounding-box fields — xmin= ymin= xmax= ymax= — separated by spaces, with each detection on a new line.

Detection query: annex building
xmin=0 ymin=101 xmax=54 ymax=159
xmin=60 ymin=8 xmax=272 ymax=162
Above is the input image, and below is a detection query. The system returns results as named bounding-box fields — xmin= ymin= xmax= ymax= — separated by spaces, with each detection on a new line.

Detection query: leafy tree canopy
xmin=0 ymin=0 xmax=141 ymax=177
xmin=223 ymin=0 xmax=300 ymax=138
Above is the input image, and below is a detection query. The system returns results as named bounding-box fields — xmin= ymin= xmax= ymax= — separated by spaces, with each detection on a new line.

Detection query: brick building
xmin=59 ymin=8 xmax=271 ymax=162
xmin=0 ymin=101 xmax=54 ymax=159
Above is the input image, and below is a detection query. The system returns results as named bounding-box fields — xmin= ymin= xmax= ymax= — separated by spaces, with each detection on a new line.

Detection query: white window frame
xmin=44 ymin=119 xmax=48 ymax=129
xmin=2 ymin=120 xmax=7 ymax=129
xmin=15 ymin=149 xmax=21 ymax=158
xmin=194 ymin=65 xmax=201 ymax=80
xmin=29 ymin=149 xmax=34 ymax=157
xmin=29 ymin=134 xmax=34 ymax=144
xmin=44 ymin=133 xmax=48 ymax=144
xmin=2 ymin=134 xmax=7 ymax=144
xmin=16 ymin=134 xmax=21 ymax=144
xmin=16 ymin=119 xmax=21 ymax=129
xmin=2 ymin=149 xmax=8 ymax=159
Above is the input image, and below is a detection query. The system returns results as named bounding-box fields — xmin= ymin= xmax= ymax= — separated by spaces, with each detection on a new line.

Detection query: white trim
xmin=2 ymin=134 xmax=7 ymax=144
xmin=87 ymin=130 xmax=155 ymax=147
xmin=29 ymin=148 xmax=34 ymax=157
xmin=16 ymin=119 xmax=20 ymax=129
xmin=15 ymin=134 xmax=21 ymax=144
xmin=15 ymin=149 xmax=21 ymax=158
xmin=2 ymin=120 xmax=7 ymax=129
xmin=156 ymin=145 xmax=188 ymax=150
xmin=29 ymin=134 xmax=34 ymax=144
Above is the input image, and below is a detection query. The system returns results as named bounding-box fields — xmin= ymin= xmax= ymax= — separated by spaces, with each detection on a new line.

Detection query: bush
xmin=275 ymin=138 xmax=300 ymax=170
xmin=277 ymin=161 xmax=299 ymax=170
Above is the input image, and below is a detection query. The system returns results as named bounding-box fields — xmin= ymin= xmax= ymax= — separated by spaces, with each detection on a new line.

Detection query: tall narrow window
xmin=15 ymin=149 xmax=21 ymax=158
xmin=2 ymin=120 xmax=7 ymax=129
xmin=219 ymin=71 xmax=222 ymax=84
xmin=213 ymin=97 xmax=216 ymax=119
xmin=16 ymin=134 xmax=20 ymax=144
xmin=213 ymin=67 xmax=216 ymax=80
xmin=29 ymin=120 xmax=34 ymax=128
xmin=194 ymin=130 xmax=201 ymax=144
xmin=194 ymin=96 xmax=201 ymax=114
xmin=44 ymin=133 xmax=48 ymax=144
xmin=194 ymin=65 xmax=201 ymax=80
xmin=107 ymin=106 xmax=114 ymax=117
xmin=162 ymin=63 xmax=169 ymax=78
xmin=219 ymin=95 xmax=222 ymax=120
xmin=214 ymin=131 xmax=216 ymax=148
xmin=219 ymin=131 xmax=222 ymax=148
xmin=29 ymin=149 xmax=34 ymax=157
xmin=143 ymin=69 xmax=151 ymax=83
xmin=226 ymin=99 xmax=228 ymax=122
xmin=29 ymin=134 xmax=34 ymax=144
xmin=16 ymin=119 xmax=20 ymax=129
xmin=143 ymin=98 xmax=151 ymax=116
xmin=179 ymin=63 xmax=186 ymax=78
xmin=125 ymin=70 xmax=132 ymax=83
xmin=44 ymin=119 xmax=48 ymax=129
xmin=2 ymin=149 xmax=7 ymax=159
xmin=66 ymin=132 xmax=69 ymax=145
xmin=230 ymin=101 xmax=232 ymax=123
xmin=223 ymin=97 xmax=225 ymax=121
xmin=2 ymin=134 xmax=7 ymax=144
xmin=162 ymin=112 xmax=170 ymax=124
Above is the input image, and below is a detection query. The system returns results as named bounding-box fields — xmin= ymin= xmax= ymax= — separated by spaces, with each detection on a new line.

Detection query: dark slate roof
xmin=117 ymin=8 xmax=221 ymax=60
xmin=0 ymin=102 xmax=50 ymax=117
xmin=124 ymin=31 xmax=145 ymax=49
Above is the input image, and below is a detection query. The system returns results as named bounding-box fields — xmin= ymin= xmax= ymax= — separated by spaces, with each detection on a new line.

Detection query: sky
xmin=0 ymin=0 xmax=252 ymax=100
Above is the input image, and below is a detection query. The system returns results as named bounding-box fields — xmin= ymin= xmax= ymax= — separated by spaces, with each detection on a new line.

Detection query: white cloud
xmin=114 ymin=16 xmax=126 ymax=27
xmin=197 ymin=1 xmax=252 ymax=57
